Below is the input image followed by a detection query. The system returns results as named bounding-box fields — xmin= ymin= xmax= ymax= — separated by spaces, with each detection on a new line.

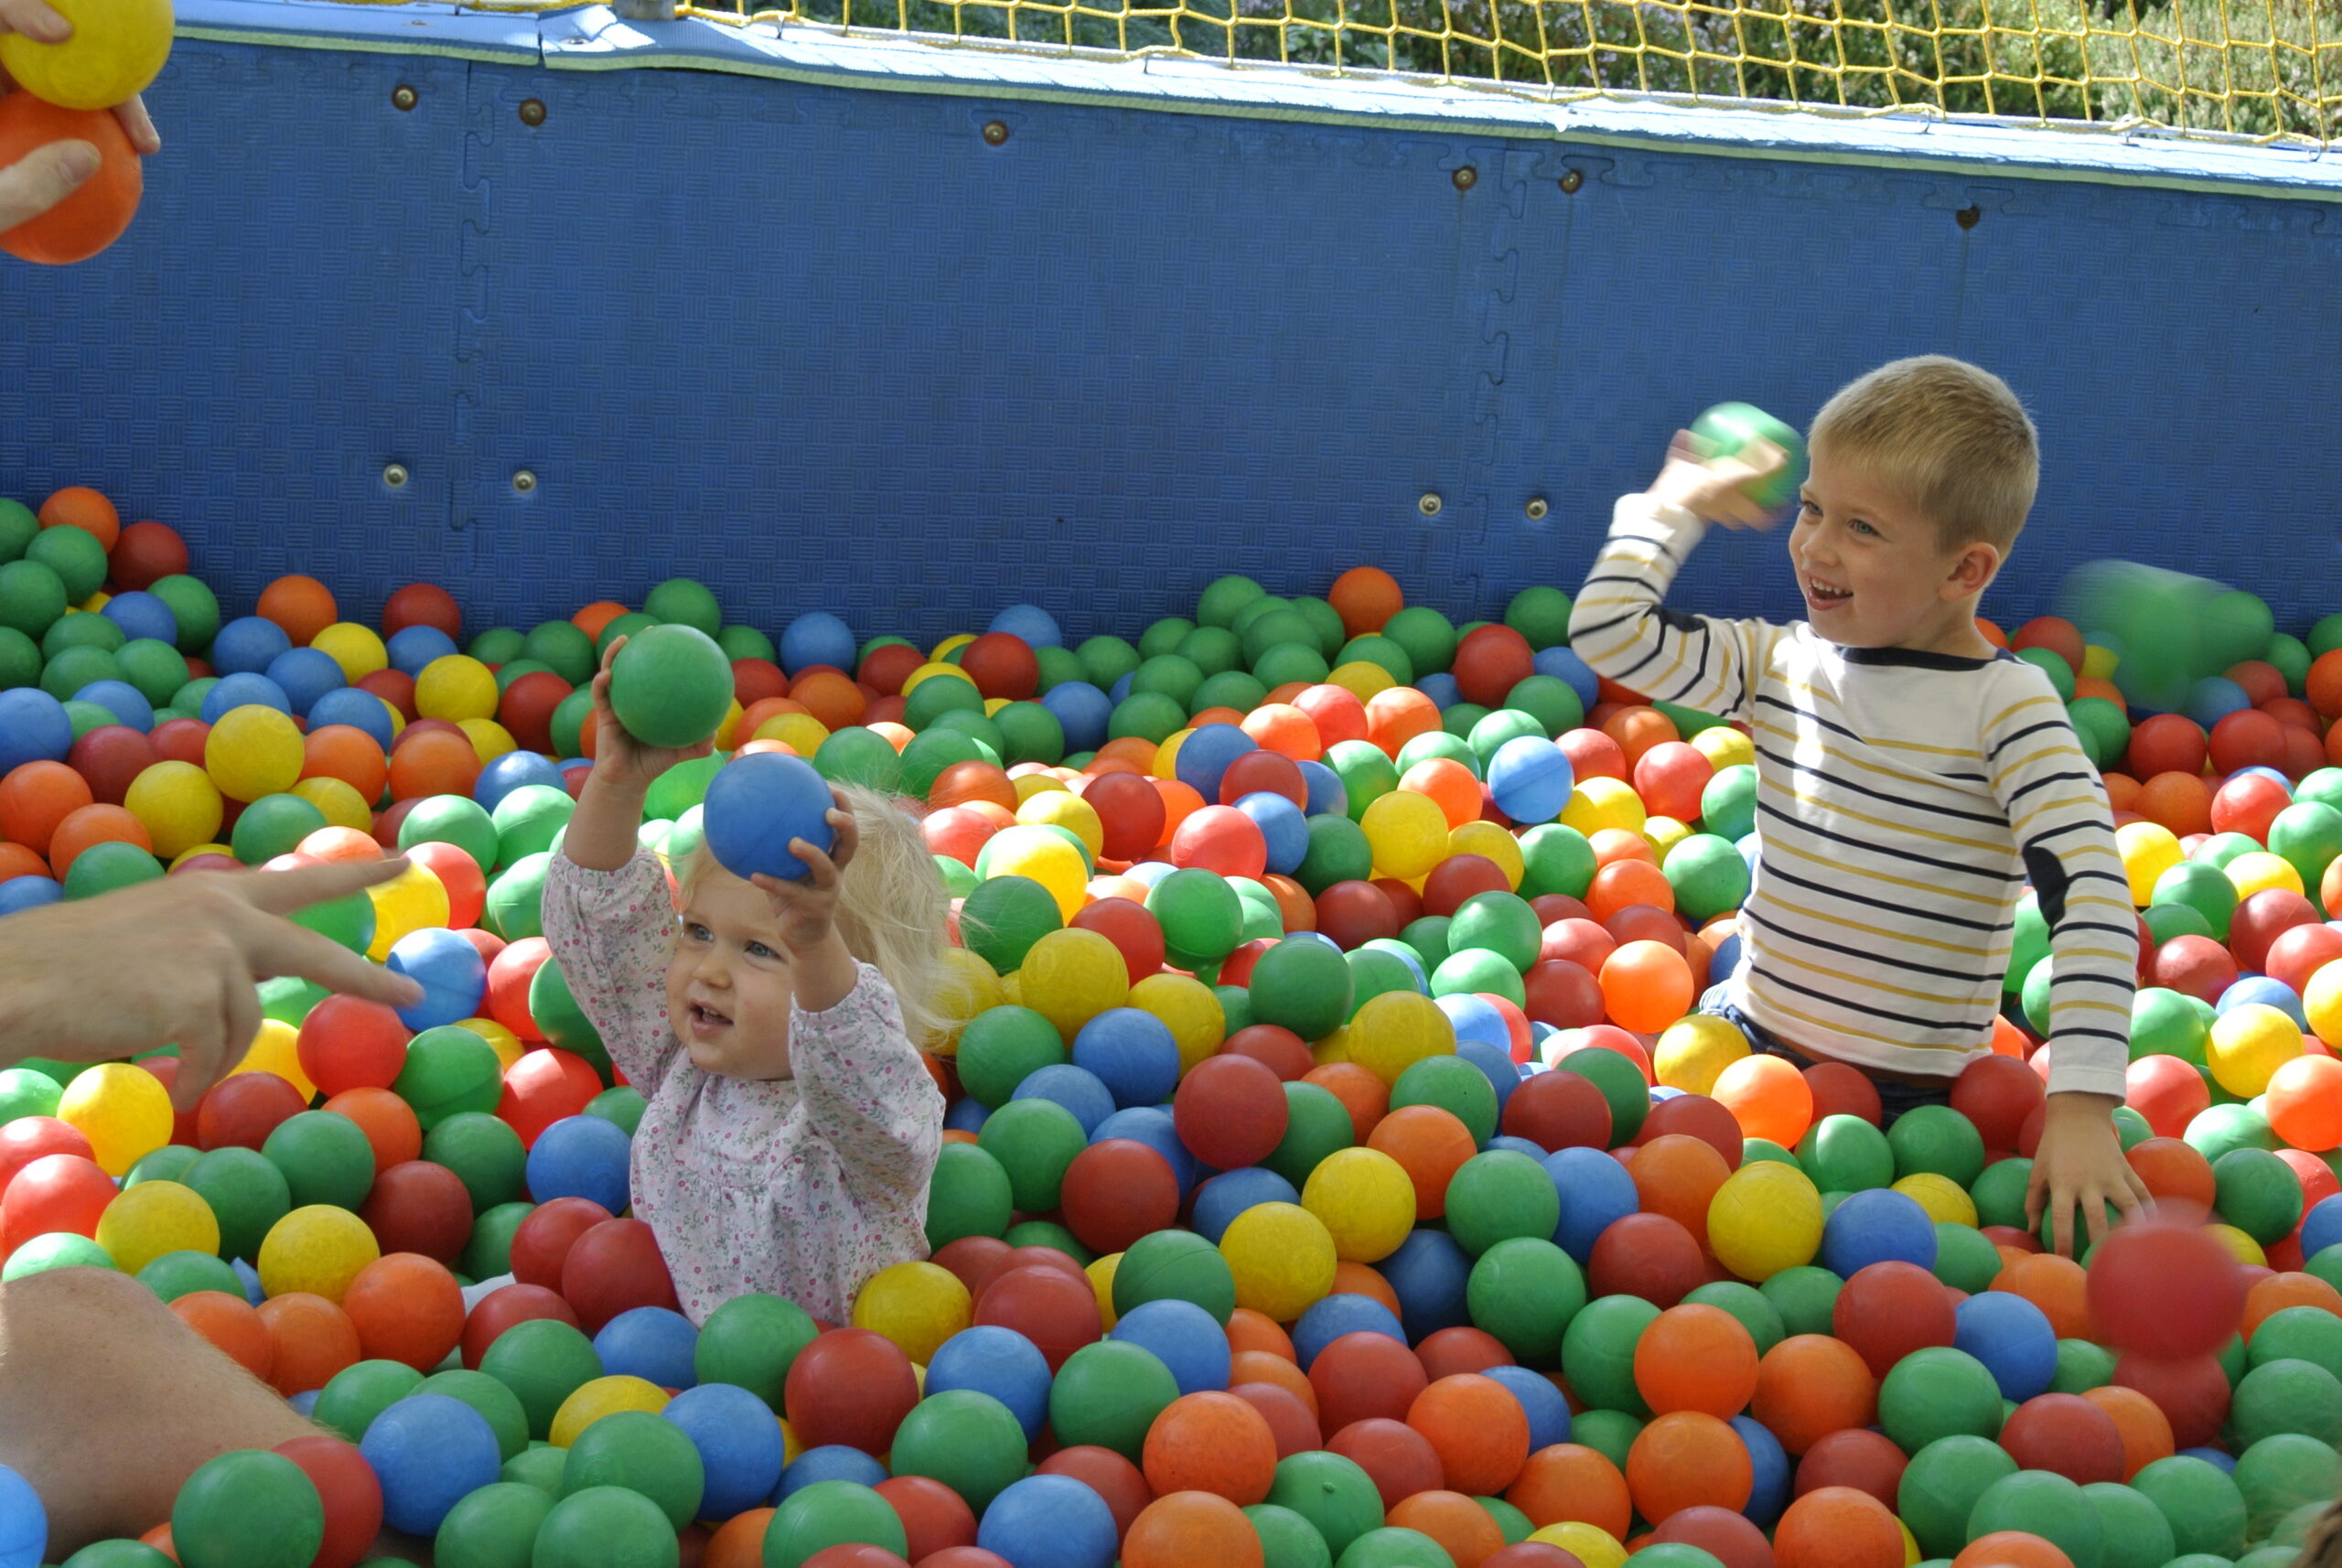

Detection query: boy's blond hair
xmin=1809 ymin=355 xmax=2040 ymax=553
xmin=681 ymin=784 xmax=953 ymax=1047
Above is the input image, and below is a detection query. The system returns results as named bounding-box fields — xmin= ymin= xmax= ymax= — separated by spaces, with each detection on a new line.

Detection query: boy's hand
xmin=2027 ymin=1090 xmax=2153 ymax=1255
xmin=1647 ymin=430 xmax=1791 ymax=531
xmin=588 ymin=636 xmax=714 ymax=794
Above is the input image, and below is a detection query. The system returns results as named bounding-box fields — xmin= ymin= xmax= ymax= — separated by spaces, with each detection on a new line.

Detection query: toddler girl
xmin=543 ymin=641 xmax=950 ymax=1324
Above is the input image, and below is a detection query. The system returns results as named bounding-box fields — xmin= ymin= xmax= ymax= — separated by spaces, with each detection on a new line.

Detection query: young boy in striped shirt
xmin=1569 ymin=356 xmax=2150 ymax=1254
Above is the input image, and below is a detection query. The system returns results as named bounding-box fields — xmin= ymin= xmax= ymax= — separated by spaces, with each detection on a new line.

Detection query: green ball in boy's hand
xmin=1692 ymin=402 xmax=1808 ymax=511
xmin=607 ymin=623 xmax=732 ymax=749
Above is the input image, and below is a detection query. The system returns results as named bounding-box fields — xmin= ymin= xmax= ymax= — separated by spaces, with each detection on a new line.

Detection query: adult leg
xmin=0 ymin=1266 xmax=316 ymax=1555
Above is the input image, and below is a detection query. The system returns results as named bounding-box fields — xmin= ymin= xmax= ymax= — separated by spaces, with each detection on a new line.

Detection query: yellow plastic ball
xmin=414 ymin=655 xmax=498 ymax=723
xmin=2207 ymin=1003 xmax=2305 ymax=1098
xmin=1154 ymin=730 xmax=1192 ymax=783
xmin=1018 ymin=928 xmax=1130 ymax=1042
xmin=2226 ymin=851 xmax=2305 ymax=900
xmin=231 ymin=1018 xmax=318 ymax=1101
xmin=753 ymin=713 xmax=830 ymax=756
xmin=291 ymin=777 xmax=372 ymax=834
xmin=2208 ymin=1224 xmax=2268 ymax=1267
xmin=1017 ymin=791 xmax=1104 ymax=860
xmin=1690 ymin=727 xmax=1755 ymax=771
xmin=1311 ymin=1031 xmax=1351 ymax=1068
xmin=1219 ymin=1201 xmax=1338 ymax=1323
xmin=1531 ymin=1522 xmax=1626 ymax=1568
xmin=1327 ymin=661 xmax=1396 ymax=703
xmin=980 ymin=826 xmax=1089 ymax=921
xmin=0 ymin=0 xmax=172 ymax=112
xmin=1563 ymin=777 xmax=1648 ymax=839
xmin=1447 ymin=822 xmax=1525 ymax=889
xmin=851 ymin=1261 xmax=972 ymax=1366
xmin=308 ymin=623 xmax=389 ymax=682
xmin=549 ymin=1375 xmax=671 ymax=1448
xmin=1643 ymin=815 xmax=1695 ymax=861
xmin=1087 ymin=1253 xmax=1122 ymax=1332
xmin=902 ymin=662 xmax=977 ymax=698
xmin=124 ymin=761 xmax=225 ymax=861
xmin=2306 ymin=962 xmax=2342 ymax=1049
xmin=1011 ymin=774 xmax=1069 ymax=806
xmin=712 ymin=699 xmax=747 ymax=751
xmin=1128 ymin=973 xmax=1226 ymax=1073
xmin=366 ymin=864 xmax=451 ymax=962
xmin=2117 ymin=822 xmax=2184 ymax=907
xmin=1706 ymin=1159 xmax=1823 ymax=1282
xmin=929 ymin=634 xmax=978 ymax=662
xmin=57 ymin=1060 xmax=172 ymax=1176
xmin=169 ymin=843 xmax=235 ymax=871
xmin=1892 ymin=1172 xmax=1978 ymax=1227
xmin=1345 ymin=990 xmax=1456 ymax=1086
xmin=930 ymin=948 xmax=1004 ymax=1056
xmin=256 ymin=1205 xmax=380 ymax=1303
xmin=1361 ymin=791 xmax=1449 ymax=880
xmin=983 ymin=698 xmax=1014 ymax=719
xmin=2082 ymin=644 xmax=2121 ymax=681
xmin=457 ymin=717 xmax=516 ymax=764
xmin=1901 ymin=1520 xmax=1922 ymax=1568
xmin=95 ymin=1180 xmax=220 ymax=1275
xmin=205 ymin=706 xmax=304 ymax=804
xmin=1653 ymin=1015 xmax=1751 ymax=1096
xmin=1301 ymin=1147 xmax=1417 ymax=1263
xmin=457 ymin=1018 xmax=526 ymax=1073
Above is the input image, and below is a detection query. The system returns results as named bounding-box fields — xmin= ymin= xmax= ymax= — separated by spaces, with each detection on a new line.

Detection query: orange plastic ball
xmin=1711 ymin=1054 xmax=1815 ymax=1147
xmin=1633 ymin=1304 xmax=1758 ymax=1419
xmin=256 ymin=575 xmax=339 ymax=647
xmin=0 ymin=95 xmax=141 ymax=263
xmin=1773 ymin=1486 xmax=1904 ymax=1568
xmin=1627 ymin=1410 xmax=1755 ymax=1523
xmin=1329 ymin=567 xmax=1404 ymax=639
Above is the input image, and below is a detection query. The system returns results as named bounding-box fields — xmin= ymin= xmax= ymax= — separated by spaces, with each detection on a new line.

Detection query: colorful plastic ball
xmin=928 ymin=1326 xmax=1054 ymax=1441
xmin=1490 ymin=736 xmax=1575 ymax=825
xmin=703 ymin=750 xmax=835 ymax=883
xmin=1953 ymin=1289 xmax=2059 ymax=1402
xmin=1070 ymin=1007 xmax=1182 ymax=1111
xmin=257 ymin=1205 xmax=380 ymax=1305
xmin=785 ymin=1327 xmax=920 ymax=1460
xmin=559 ymin=1408 xmax=707 ymax=1532
xmin=1218 ymin=1201 xmax=1338 ymax=1323
xmin=168 ymin=1449 xmax=325 ymax=1568
xmin=1820 ymin=1187 xmax=1937 ymax=1277
xmin=1174 ymin=1053 xmax=1291 ymax=1170
xmin=1877 ymin=1347 xmax=2004 ymax=1453
xmin=977 ymin=1474 xmax=1119 ymax=1568
xmin=1299 ymin=1147 xmax=1418 ymax=1264
xmin=851 ymin=1261 xmax=974 ymax=1367
xmin=1109 ymin=1298 xmax=1233 ymax=1398
xmin=2086 ymin=1216 xmax=2245 ymax=1359
xmin=1712 ymin=1055 xmax=1812 ymax=1148
xmin=355 ymin=1393 xmax=500 ymax=1536
xmin=1707 ymin=1160 xmax=1823 ymax=1283
xmin=94 ymin=1179 xmax=220 ymax=1276
xmin=55 ymin=1059 xmax=171 ymax=1177
xmin=530 ymin=1486 xmax=685 ymax=1568
xmin=661 ymin=1381 xmax=785 ymax=1522
xmin=524 ymin=1113 xmax=631 ymax=1217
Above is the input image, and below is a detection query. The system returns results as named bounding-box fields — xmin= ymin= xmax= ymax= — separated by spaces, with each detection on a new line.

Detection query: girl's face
xmin=666 ymin=866 xmax=797 ymax=1080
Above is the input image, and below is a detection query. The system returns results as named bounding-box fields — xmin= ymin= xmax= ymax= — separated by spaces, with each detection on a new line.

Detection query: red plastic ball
xmin=496 ymin=1048 xmax=604 ymax=1148
xmin=273 ymin=1434 xmax=384 ymax=1568
xmin=461 ymin=1283 xmax=582 ymax=1371
xmin=1034 ymin=1446 xmax=1151 ymax=1538
xmin=1831 ymin=1262 xmax=1956 ymax=1380
xmin=1219 ymin=749 xmax=1307 ymax=810
xmin=381 ymin=584 xmax=461 ymax=639
xmin=959 ymin=634 xmax=1040 ymax=702
xmin=874 ymin=1474 xmax=979 ymax=1562
xmin=2126 ymin=1056 xmax=2212 ymax=1140
xmin=2088 ymin=1217 xmax=2245 ymax=1359
xmin=1219 ymin=1025 xmax=1314 ymax=1081
xmin=1174 ymin=1054 xmax=1291 ymax=1171
xmin=1523 ymin=961 xmax=1605 ymax=1030
xmin=785 ymin=1326 xmax=920 ymax=1457
xmin=1311 ymin=1330 xmax=1431 ymax=1433
xmin=2111 ymin=1350 xmax=2231 ymax=1449
xmin=1588 ymin=1212 xmax=1706 ymax=1307
xmin=1415 ymin=1326 xmax=1517 ymax=1380
xmin=1327 ymin=1416 xmax=1445 ymax=1511
xmin=1059 ymin=1139 xmax=1181 ymax=1255
xmin=1650 ymin=1506 xmax=1778 ymax=1568
xmin=1081 ymin=771 xmax=1168 ymax=864
xmin=2267 ymin=923 xmax=2342 ymax=996
xmin=487 ymin=938 xmax=551 ymax=1043
xmin=2149 ymin=935 xmax=2237 ymax=1005
xmin=196 ymin=1071 xmax=310 ymax=1152
xmin=1793 ymin=1429 xmax=1907 ymax=1509
xmin=297 ymin=996 xmax=412 ymax=1100
xmin=2125 ymin=715 xmax=2208 ymax=779
xmin=0 ymin=1116 xmax=93 ymax=1194
xmin=108 ymin=520 xmax=188 ymax=591
xmin=973 ymin=1264 xmax=1101 ymax=1372
xmin=561 ymin=1217 xmax=679 ymax=1333
xmin=2231 ymin=889 xmax=2319 ymax=974
xmin=1453 ymin=627 xmax=1537 ymax=709
xmin=1634 ymin=743 xmax=1715 ymax=824
xmin=68 ymin=725 xmax=156 ymax=806
xmin=1997 ymin=1392 xmax=2126 ymax=1485
xmin=357 ymin=1161 xmax=474 ymax=1267
xmin=1423 ymin=854 xmax=1512 ymax=918
xmin=1950 ymin=1056 xmax=2045 ymax=1151
xmin=509 ymin=1197 xmax=615 ymax=1290
xmin=1500 ymin=1069 xmax=1613 ymax=1153
xmin=2209 ymin=772 xmax=2292 ymax=843
xmin=1315 ymin=881 xmax=1400 ymax=950
xmin=2209 ymin=709 xmax=2286 ymax=775
xmin=1070 ymin=898 xmax=1166 ymax=988
xmin=0 ymin=1153 xmax=113 ymax=1251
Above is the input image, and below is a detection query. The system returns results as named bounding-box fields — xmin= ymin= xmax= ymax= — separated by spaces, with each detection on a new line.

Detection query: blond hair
xmin=1809 ymin=355 xmax=2040 ymax=553
xmin=682 ymin=784 xmax=953 ymax=1047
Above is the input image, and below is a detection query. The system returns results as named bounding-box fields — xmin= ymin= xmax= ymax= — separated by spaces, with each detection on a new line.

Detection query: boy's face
xmin=667 ymin=865 xmax=797 ymax=1080
xmin=1789 ymin=450 xmax=1999 ymax=654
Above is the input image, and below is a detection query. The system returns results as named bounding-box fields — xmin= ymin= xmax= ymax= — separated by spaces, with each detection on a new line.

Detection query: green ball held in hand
xmin=606 ymin=623 xmax=733 ymax=749
xmin=1691 ymin=402 xmax=1807 ymax=510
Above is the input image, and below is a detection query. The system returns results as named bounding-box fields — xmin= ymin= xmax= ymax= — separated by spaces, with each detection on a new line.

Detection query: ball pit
xmin=0 ymin=521 xmax=2338 ymax=1567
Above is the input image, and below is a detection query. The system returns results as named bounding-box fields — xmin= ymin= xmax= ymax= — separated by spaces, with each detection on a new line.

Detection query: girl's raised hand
xmin=588 ymin=635 xmax=714 ymax=793
xmin=749 ymin=789 xmax=859 ymax=957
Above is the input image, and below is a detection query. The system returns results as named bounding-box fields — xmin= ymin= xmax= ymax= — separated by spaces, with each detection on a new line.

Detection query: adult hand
xmin=0 ymin=859 xmax=427 ymax=1110
xmin=0 ymin=0 xmax=162 ymax=231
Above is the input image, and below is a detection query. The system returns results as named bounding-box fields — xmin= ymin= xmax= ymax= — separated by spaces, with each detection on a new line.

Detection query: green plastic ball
xmin=1468 ymin=1236 xmax=1586 ymax=1365
xmin=925 ymin=1142 xmax=1014 ymax=1250
xmin=423 ymin=1112 xmax=527 ymax=1214
xmin=477 ymin=1318 xmax=602 ymax=1442
xmin=1759 ymin=1265 xmax=1843 ymax=1338
xmin=975 ymin=1098 xmax=1086 ymax=1213
xmin=606 ymin=623 xmax=731 ymax=749
xmin=887 ymin=1388 xmax=1029 ymax=1513
xmin=1047 ymin=1339 xmax=1179 ymax=1461
xmin=1266 ymin=1451 xmax=1387 ymax=1561
xmin=527 ymin=1485 xmax=681 ymax=1568
xmin=2133 ymin=1455 xmax=2250 ymax=1560
xmin=431 ymin=1479 xmax=554 ymax=1568
xmin=185 ymin=1146 xmax=293 ymax=1264
xmin=262 ymin=1110 xmax=377 ymax=1211
xmin=559 ymin=1409 xmax=704 ymax=1530
xmin=417 ymin=1369 xmax=532 ymax=1464
xmin=136 ymin=1249 xmax=244 ymax=1303
xmin=1898 ymin=1434 xmax=2019 ymax=1559
xmin=1264 ymin=1082 xmax=1357 ymax=1189
xmin=2229 ymin=1358 xmax=2342 ymax=1445
xmin=1391 ymin=1057 xmax=1501 ymax=1147
xmin=1880 ymin=1347 xmax=2005 ymax=1451
xmin=1560 ymin=1293 xmax=1660 ymax=1415
xmin=2082 ymin=1478 xmax=2176 ymax=1568
xmin=315 ymin=1359 xmax=424 ymax=1444
xmin=1966 ymin=1469 xmax=2100 ymax=1568
xmin=693 ymin=1293 xmax=817 ymax=1409
xmin=169 ymin=1449 xmax=326 ymax=1568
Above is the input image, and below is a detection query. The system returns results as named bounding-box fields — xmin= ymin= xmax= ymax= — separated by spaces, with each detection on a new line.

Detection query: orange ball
xmin=1633 ymin=1304 xmax=1758 ymax=1418
xmin=0 ymin=96 xmax=141 ymax=263
xmin=2266 ymin=1055 xmax=2342 ymax=1152
xmin=1629 ymin=1137 xmax=1733 ymax=1249
xmin=1386 ymin=1490 xmax=1506 ymax=1568
xmin=387 ymin=730 xmax=481 ymax=800
xmin=1627 ymin=1410 xmax=1755 ymax=1523
xmin=1752 ymin=1335 xmax=1876 ymax=1455
xmin=38 ymin=486 xmax=120 ymax=552
xmin=1991 ymin=1253 xmax=2095 ymax=1341
xmin=1329 ymin=566 xmax=1404 ymax=639
xmin=1773 ymin=1486 xmax=1904 ymax=1568
xmin=790 ymin=671 xmax=867 ymax=732
xmin=1141 ymin=1391 xmax=1279 ymax=1506
xmin=1589 ymin=829 xmax=1658 ymax=869
xmin=323 ymin=1088 xmax=424 ymax=1173
xmin=1633 ymin=743 xmax=1714 ymax=824
xmin=1711 ymin=1054 xmax=1815 ymax=1146
xmin=1598 ymin=940 xmax=1693 ymax=1034
xmin=2308 ymin=651 xmax=2342 ymax=721
xmin=1504 ymin=1443 xmax=1631 ymax=1537
xmin=701 ymin=1509 xmax=774 ymax=1568
xmin=1120 ymin=1491 xmax=1264 ymax=1568
xmin=301 ymin=726 xmax=389 ymax=805
xmin=2077 ymin=1385 xmax=2175 ymax=1480
xmin=0 ymin=759 xmax=93 ymax=858
xmin=2134 ymin=772 xmax=2213 ymax=838
xmin=1230 ymin=1351 xmax=1317 ymax=1419
xmin=1407 ymin=1373 xmax=1532 ymax=1496
xmin=171 ymin=1290 xmax=274 ymax=1382
xmin=1401 ymin=758 xmax=1484 ymax=831
xmin=1366 ymin=688 xmax=1442 ymax=759
xmin=1242 ymin=703 xmax=1323 ymax=762
xmin=1226 ymin=1308 xmax=1296 ymax=1363
xmin=2244 ymin=1272 xmax=2342 ymax=1339
xmin=1366 ymin=1104 xmax=1478 ymax=1220
xmin=48 ymin=801 xmax=149 ymax=877
xmin=2125 ymin=1137 xmax=2217 ymax=1211
xmin=254 ymin=1291 xmax=362 ymax=1399
xmin=572 ymin=601 xmax=629 ymax=641
xmin=1604 ymin=706 xmax=1681 ymax=768
xmin=341 ymin=1252 xmax=466 ymax=1371
xmin=1305 ymin=1061 xmax=1391 ymax=1144
xmin=2011 ymin=617 xmax=2086 ymax=673
xmin=1953 ymin=1534 xmax=2076 ymax=1568
xmin=1587 ymin=860 xmax=1676 ymax=923
xmin=929 ymin=759 xmax=1018 ymax=812
xmin=256 ymin=575 xmax=339 ymax=647
xmin=1332 ymin=1261 xmax=1402 ymax=1321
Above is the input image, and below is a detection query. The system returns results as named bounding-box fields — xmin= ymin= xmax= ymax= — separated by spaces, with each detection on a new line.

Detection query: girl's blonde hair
xmin=682 ymin=784 xmax=953 ymax=1047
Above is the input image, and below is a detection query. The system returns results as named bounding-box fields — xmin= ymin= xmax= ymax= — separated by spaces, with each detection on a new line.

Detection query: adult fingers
xmin=236 ymin=908 xmax=425 ymax=1007
xmin=240 ymin=855 xmax=411 ymax=917
xmin=0 ymin=138 xmax=96 ymax=232
xmin=220 ymin=976 xmax=263 ymax=1080
xmin=110 ymin=92 xmax=158 ymax=154
xmin=0 ymin=0 xmax=72 ymax=43
xmin=168 ymin=1005 xmax=228 ymax=1113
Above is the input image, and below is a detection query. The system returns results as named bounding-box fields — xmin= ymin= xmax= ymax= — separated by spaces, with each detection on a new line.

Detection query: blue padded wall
xmin=3 ymin=19 xmax=2337 ymax=649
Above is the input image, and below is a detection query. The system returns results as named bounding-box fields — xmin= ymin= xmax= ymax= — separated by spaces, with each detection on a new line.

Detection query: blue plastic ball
xmin=199 ymin=672 xmax=292 ymax=723
xmin=703 ymin=751 xmax=835 ymax=883
xmin=2236 ymin=766 xmax=2294 ymax=792
xmin=779 ymin=612 xmax=856 ymax=676
xmin=944 ymin=1097 xmax=990 ymax=1136
xmin=1484 ymin=1365 xmax=1573 ymax=1452
xmin=1039 ymin=682 xmax=1112 ymax=756
xmin=1173 ymin=723 xmax=1257 ymax=802
xmin=979 ymin=1473 xmax=1118 ymax=1568
xmin=1456 ymin=1038 xmax=1523 ymax=1119
xmin=2218 ymin=975 xmax=2306 ymax=1029
xmin=308 ymin=687 xmax=396 ymax=749
xmin=1292 ymin=1294 xmax=1407 ymax=1369
xmin=2179 ymin=1446 xmax=2238 ymax=1473
xmin=776 ymin=1444 xmax=888 ymax=1501
xmin=1109 ymin=1299 xmax=1231 ymax=1396
xmin=1952 ymin=1288 xmax=2058 ymax=1402
xmin=1438 ymin=993 xmax=1513 ymax=1053
xmin=663 ymin=1382 xmax=784 ymax=1520
xmin=387 ymin=927 xmax=489 ymax=1030
xmin=1190 ymin=1166 xmax=1300 ymax=1245
xmin=1486 ymin=1134 xmax=1550 ymax=1159
xmin=386 ymin=625 xmax=459 ymax=677
xmin=70 ymin=680 xmax=152 ymax=732
xmin=1708 ymin=930 xmax=1744 ymax=986
xmin=1297 ymin=760 xmax=1347 ymax=818
xmin=1010 ymin=1064 xmax=1116 ymax=1137
xmin=1089 ymin=1106 xmax=1197 ymax=1195
xmin=0 ymin=875 xmax=60 ymax=916
xmin=1821 ymin=1187 xmax=1939 ymax=1276
xmin=525 ymin=1114 xmax=633 ymax=1215
xmin=209 ymin=616 xmax=293 ymax=678
xmin=2301 ymin=1195 xmax=2342 ymax=1260
xmin=927 ymin=1326 xmax=1053 ymax=1441
xmin=1416 ymin=672 xmax=1461 ymax=709
xmin=593 ymin=1307 xmax=699 ymax=1392
xmin=1379 ymin=1227 xmax=1473 ymax=1340
xmin=1547 ymin=1146 xmax=1640 ymax=1263
xmin=360 ymin=1393 xmax=501 ymax=1536
xmin=472 ymin=750 xmax=567 ymax=815
xmin=987 ymin=604 xmax=1063 ymax=650
xmin=1533 ymin=646 xmax=1601 ymax=712
xmin=1488 ymin=736 xmax=1575 ymax=824
xmin=2186 ymin=677 xmax=2251 ymax=729
xmin=101 ymin=590 xmax=177 ymax=647
xmin=1734 ymin=1413 xmax=1793 ymax=1525
xmin=264 ymin=648 xmax=348 ymax=718
xmin=1234 ymin=791 xmax=1309 ymax=875
xmin=0 ymin=688 xmax=73 ymax=772
xmin=0 ymin=1463 xmax=43 ymax=1568
xmin=1069 ymin=1008 xmax=1181 ymax=1112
